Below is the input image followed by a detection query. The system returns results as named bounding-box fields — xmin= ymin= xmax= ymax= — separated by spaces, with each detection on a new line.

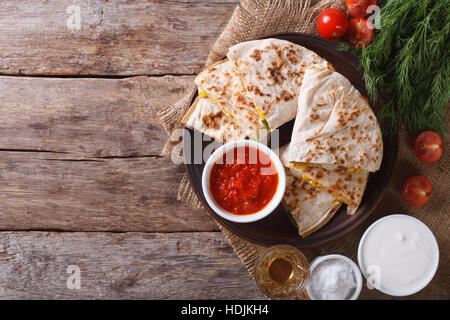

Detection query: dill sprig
xmin=338 ymin=0 xmax=450 ymax=135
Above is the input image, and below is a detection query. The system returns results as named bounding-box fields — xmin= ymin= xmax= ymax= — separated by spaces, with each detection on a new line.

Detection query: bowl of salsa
xmin=202 ymin=140 xmax=286 ymax=223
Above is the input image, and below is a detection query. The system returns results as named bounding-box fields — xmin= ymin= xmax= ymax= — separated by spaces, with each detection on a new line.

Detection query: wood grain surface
xmin=0 ymin=0 xmax=237 ymax=76
xmin=0 ymin=230 xmax=445 ymax=299
xmin=0 ymin=75 xmax=192 ymax=157
xmin=0 ymin=75 xmax=219 ymax=232
xmin=0 ymin=232 xmax=264 ymax=299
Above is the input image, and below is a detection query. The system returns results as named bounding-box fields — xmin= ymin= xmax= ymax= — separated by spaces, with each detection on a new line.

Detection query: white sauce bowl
xmin=202 ymin=140 xmax=286 ymax=223
xmin=357 ymin=214 xmax=439 ymax=296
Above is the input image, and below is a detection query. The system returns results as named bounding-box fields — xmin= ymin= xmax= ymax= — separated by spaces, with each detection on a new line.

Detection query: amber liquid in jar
xmin=255 ymin=245 xmax=309 ymax=299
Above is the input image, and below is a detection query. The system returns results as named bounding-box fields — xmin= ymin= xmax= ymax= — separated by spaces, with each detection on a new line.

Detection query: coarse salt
xmin=308 ymin=259 xmax=356 ymax=300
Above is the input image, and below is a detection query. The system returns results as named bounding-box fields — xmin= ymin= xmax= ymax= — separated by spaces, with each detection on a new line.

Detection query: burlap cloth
xmin=158 ymin=0 xmax=449 ymax=299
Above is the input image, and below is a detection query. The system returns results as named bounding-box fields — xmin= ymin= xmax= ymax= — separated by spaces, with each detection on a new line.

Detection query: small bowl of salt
xmin=306 ymin=254 xmax=362 ymax=300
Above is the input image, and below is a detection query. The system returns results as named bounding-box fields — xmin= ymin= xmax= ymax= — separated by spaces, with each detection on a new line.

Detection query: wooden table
xmin=0 ymin=1 xmax=444 ymax=300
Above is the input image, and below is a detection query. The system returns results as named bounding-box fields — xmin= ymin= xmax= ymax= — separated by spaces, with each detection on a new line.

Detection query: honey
xmin=268 ymin=258 xmax=293 ymax=284
xmin=255 ymin=245 xmax=309 ymax=299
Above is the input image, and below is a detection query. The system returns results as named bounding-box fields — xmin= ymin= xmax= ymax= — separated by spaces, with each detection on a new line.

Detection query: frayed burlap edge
xmin=216 ymin=222 xmax=311 ymax=299
xmin=205 ymin=0 xmax=347 ymax=65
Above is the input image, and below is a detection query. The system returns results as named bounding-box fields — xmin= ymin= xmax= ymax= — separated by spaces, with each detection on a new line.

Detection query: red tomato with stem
xmin=346 ymin=0 xmax=377 ymax=17
xmin=344 ymin=17 xmax=374 ymax=48
xmin=317 ymin=8 xmax=349 ymax=40
xmin=414 ymin=131 xmax=443 ymax=163
xmin=402 ymin=176 xmax=432 ymax=207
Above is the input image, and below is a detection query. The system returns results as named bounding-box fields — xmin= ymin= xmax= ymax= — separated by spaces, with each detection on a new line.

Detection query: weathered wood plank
xmin=0 ymin=75 xmax=209 ymax=232
xmin=0 ymin=75 xmax=193 ymax=158
xmin=0 ymin=231 xmax=265 ymax=299
xmin=0 ymin=0 xmax=237 ymax=76
xmin=0 ymin=231 xmax=445 ymax=300
xmin=0 ymin=153 xmax=215 ymax=232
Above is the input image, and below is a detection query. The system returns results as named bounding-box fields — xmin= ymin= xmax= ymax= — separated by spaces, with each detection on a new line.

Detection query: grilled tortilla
xmin=290 ymin=163 xmax=369 ymax=215
xmin=289 ymin=64 xmax=383 ymax=172
xmin=182 ymin=97 xmax=252 ymax=143
xmin=227 ymin=38 xmax=332 ymax=130
xmin=281 ymin=144 xmax=369 ymax=215
xmin=278 ymin=145 xmax=341 ymax=236
xmin=194 ymin=59 xmax=262 ymax=139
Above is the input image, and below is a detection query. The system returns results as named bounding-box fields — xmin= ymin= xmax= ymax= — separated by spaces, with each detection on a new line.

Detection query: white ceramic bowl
xmin=357 ymin=214 xmax=439 ymax=297
xmin=201 ymin=140 xmax=286 ymax=223
xmin=306 ymin=254 xmax=363 ymax=300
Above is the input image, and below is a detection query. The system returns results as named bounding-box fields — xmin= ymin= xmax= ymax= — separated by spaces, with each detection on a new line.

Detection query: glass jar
xmin=254 ymin=245 xmax=309 ymax=299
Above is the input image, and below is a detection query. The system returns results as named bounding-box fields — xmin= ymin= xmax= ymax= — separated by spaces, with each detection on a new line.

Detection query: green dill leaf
xmin=339 ymin=0 xmax=450 ymax=135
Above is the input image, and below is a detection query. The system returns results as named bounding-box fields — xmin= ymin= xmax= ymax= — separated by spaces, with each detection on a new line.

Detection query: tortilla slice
xmin=291 ymin=163 xmax=369 ymax=215
xmin=283 ymin=167 xmax=341 ymax=237
xmin=280 ymin=144 xmax=368 ymax=215
xmin=194 ymin=59 xmax=262 ymax=139
xmin=277 ymin=145 xmax=341 ymax=236
xmin=182 ymin=97 xmax=252 ymax=143
xmin=289 ymin=64 xmax=383 ymax=172
xmin=227 ymin=38 xmax=332 ymax=130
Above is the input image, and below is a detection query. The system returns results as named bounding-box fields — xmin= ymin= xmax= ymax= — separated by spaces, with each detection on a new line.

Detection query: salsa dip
xmin=358 ymin=215 xmax=439 ymax=296
xmin=210 ymin=145 xmax=278 ymax=215
xmin=202 ymin=140 xmax=286 ymax=223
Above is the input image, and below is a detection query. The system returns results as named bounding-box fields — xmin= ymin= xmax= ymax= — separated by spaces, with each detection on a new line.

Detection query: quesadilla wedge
xmin=182 ymin=97 xmax=252 ymax=143
xmin=283 ymin=168 xmax=342 ymax=237
xmin=194 ymin=59 xmax=262 ymax=139
xmin=227 ymin=38 xmax=332 ymax=130
xmin=278 ymin=145 xmax=341 ymax=236
xmin=290 ymin=163 xmax=369 ymax=215
xmin=289 ymin=64 xmax=383 ymax=172
xmin=281 ymin=144 xmax=369 ymax=215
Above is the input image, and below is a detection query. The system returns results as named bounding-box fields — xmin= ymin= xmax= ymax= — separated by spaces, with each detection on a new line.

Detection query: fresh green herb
xmin=338 ymin=0 xmax=450 ymax=135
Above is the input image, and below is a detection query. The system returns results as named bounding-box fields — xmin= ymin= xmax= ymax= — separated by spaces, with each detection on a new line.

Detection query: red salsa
xmin=209 ymin=146 xmax=278 ymax=215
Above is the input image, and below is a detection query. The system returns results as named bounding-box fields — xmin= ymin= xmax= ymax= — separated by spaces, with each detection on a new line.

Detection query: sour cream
xmin=358 ymin=215 xmax=439 ymax=296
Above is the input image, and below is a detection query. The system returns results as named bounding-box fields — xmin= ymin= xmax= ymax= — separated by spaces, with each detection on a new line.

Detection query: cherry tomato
xmin=402 ymin=176 xmax=432 ymax=207
xmin=344 ymin=17 xmax=374 ymax=48
xmin=346 ymin=0 xmax=377 ymax=18
xmin=414 ymin=131 xmax=443 ymax=163
xmin=317 ymin=8 xmax=349 ymax=40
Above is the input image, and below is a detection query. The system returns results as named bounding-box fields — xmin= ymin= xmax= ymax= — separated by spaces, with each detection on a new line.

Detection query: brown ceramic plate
xmin=183 ymin=33 xmax=398 ymax=248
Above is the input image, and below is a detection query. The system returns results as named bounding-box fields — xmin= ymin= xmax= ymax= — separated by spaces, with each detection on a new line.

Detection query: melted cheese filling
xmin=291 ymin=162 xmax=357 ymax=207
xmin=346 ymin=167 xmax=361 ymax=174
xmin=198 ymin=88 xmax=208 ymax=98
xmin=291 ymin=162 xmax=361 ymax=174
xmin=199 ymin=87 xmax=269 ymax=131
xmin=197 ymin=88 xmax=233 ymax=119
